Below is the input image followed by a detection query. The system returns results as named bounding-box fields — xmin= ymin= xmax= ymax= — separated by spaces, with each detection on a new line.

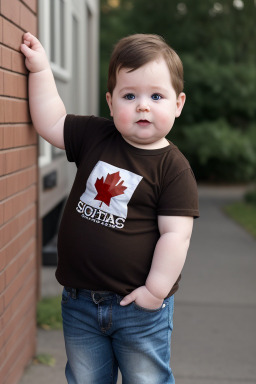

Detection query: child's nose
xmin=136 ymin=100 xmax=150 ymax=112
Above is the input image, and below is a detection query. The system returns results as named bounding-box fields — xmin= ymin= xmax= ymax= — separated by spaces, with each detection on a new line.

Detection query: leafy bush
xmin=182 ymin=58 xmax=256 ymax=126
xmin=244 ymin=189 xmax=256 ymax=206
xmin=176 ymin=119 xmax=256 ymax=182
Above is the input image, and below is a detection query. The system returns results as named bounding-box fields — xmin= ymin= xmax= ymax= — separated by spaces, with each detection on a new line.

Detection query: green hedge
xmin=174 ymin=119 xmax=256 ymax=182
xmin=245 ymin=189 xmax=256 ymax=206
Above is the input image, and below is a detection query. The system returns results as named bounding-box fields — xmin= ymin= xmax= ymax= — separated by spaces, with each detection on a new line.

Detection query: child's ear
xmin=106 ymin=92 xmax=113 ymax=117
xmin=175 ymin=92 xmax=186 ymax=118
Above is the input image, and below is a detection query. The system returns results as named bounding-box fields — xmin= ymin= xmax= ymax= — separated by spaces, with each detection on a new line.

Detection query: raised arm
xmin=20 ymin=32 xmax=66 ymax=149
xmin=120 ymin=216 xmax=193 ymax=309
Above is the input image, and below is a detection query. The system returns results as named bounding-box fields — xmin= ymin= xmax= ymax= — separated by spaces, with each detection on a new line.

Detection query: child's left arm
xmin=120 ymin=216 xmax=193 ymax=309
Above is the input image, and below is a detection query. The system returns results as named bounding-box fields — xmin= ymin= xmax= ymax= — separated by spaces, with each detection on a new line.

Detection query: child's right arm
xmin=20 ymin=32 xmax=66 ymax=149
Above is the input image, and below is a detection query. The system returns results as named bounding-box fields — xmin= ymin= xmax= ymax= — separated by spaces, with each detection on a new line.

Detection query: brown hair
xmin=107 ymin=34 xmax=184 ymax=97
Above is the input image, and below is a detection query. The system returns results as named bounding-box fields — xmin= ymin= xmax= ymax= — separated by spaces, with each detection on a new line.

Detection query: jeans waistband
xmin=64 ymin=287 xmax=123 ymax=304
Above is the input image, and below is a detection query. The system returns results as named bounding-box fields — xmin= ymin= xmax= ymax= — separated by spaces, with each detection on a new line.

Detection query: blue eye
xmin=124 ymin=93 xmax=135 ymax=100
xmin=151 ymin=93 xmax=162 ymax=101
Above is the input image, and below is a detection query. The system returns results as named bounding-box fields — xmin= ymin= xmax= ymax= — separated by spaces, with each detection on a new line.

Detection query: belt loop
xmin=71 ymin=288 xmax=77 ymax=299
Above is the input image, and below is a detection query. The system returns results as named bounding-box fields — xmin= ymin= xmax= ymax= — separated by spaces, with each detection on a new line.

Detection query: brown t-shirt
xmin=56 ymin=115 xmax=199 ymax=297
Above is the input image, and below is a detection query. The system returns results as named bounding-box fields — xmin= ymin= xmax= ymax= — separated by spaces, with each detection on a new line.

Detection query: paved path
xmin=172 ymin=186 xmax=256 ymax=383
xmin=19 ymin=187 xmax=256 ymax=384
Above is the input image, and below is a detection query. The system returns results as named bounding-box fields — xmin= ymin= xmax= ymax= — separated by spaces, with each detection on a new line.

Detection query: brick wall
xmin=0 ymin=1 xmax=38 ymax=383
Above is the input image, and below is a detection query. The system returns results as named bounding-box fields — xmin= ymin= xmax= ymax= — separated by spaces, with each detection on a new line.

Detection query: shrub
xmin=244 ymin=189 xmax=256 ymax=206
xmin=177 ymin=119 xmax=256 ymax=182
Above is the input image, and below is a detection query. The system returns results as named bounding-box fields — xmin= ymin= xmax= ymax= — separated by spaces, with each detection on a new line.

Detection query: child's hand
xmin=120 ymin=285 xmax=164 ymax=310
xmin=20 ymin=32 xmax=50 ymax=73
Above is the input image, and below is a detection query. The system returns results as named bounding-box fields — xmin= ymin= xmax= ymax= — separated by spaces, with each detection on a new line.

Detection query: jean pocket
xmin=61 ymin=287 xmax=70 ymax=305
xmin=132 ymin=301 xmax=165 ymax=313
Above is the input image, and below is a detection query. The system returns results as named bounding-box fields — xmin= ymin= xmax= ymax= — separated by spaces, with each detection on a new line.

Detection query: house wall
xmin=0 ymin=1 xmax=38 ymax=383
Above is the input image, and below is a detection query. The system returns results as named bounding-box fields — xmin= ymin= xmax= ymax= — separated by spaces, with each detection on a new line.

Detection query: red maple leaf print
xmin=94 ymin=172 xmax=127 ymax=207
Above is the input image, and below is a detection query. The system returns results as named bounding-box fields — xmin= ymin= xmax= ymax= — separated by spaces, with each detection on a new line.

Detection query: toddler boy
xmin=21 ymin=33 xmax=199 ymax=384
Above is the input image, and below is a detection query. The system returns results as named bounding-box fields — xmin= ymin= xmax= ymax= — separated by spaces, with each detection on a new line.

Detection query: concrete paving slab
xmin=172 ymin=303 xmax=256 ymax=382
xmin=177 ymin=193 xmax=256 ymax=306
xmin=19 ymin=330 xmax=66 ymax=384
xmin=171 ymin=186 xmax=256 ymax=383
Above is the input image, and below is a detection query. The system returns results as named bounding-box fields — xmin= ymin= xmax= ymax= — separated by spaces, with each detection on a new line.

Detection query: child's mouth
xmin=136 ymin=120 xmax=150 ymax=126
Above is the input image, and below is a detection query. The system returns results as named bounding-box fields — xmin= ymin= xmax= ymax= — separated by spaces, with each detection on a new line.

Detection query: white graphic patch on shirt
xmin=76 ymin=161 xmax=143 ymax=229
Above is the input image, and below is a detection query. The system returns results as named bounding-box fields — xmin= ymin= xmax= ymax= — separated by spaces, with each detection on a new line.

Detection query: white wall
xmin=38 ymin=0 xmax=99 ymax=217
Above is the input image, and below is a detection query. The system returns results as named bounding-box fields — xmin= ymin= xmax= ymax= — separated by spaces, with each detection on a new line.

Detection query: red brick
xmin=5 ymin=166 xmax=37 ymax=198
xmin=3 ymin=185 xmax=36 ymax=224
xmin=2 ymin=124 xmax=37 ymax=149
xmin=0 ymin=45 xmax=12 ymax=71
xmin=4 ymin=328 xmax=36 ymax=384
xmin=0 ymin=331 xmax=4 ymax=351
xmin=12 ymin=49 xmax=27 ymax=74
xmin=2 ymin=18 xmax=24 ymax=51
xmin=0 ymin=97 xmax=5 ymax=124
xmin=0 ymin=125 xmax=3 ymax=149
xmin=1 ymin=204 xmax=36 ymax=248
xmin=3 ymin=146 xmax=36 ymax=175
xmin=0 ymin=294 xmax=4 ymax=316
xmin=0 ymin=177 xmax=7 ymax=200
xmin=5 ymin=240 xmax=35 ymax=287
xmin=21 ymin=146 xmax=37 ymax=169
xmin=4 ymin=221 xmax=36 ymax=265
xmin=0 ymin=313 xmax=36 ymax=380
xmin=20 ymin=2 xmax=37 ymax=35
xmin=1 ymin=288 xmax=35 ymax=346
xmin=1 ymin=271 xmax=36 ymax=328
xmin=0 ymin=45 xmax=27 ymax=74
xmin=2 ymin=97 xmax=30 ymax=123
xmin=0 ymin=97 xmax=30 ymax=123
xmin=0 ymin=16 xmax=3 ymax=43
xmin=0 ymin=248 xmax=6 ymax=270
xmin=5 ymin=339 xmax=35 ymax=384
xmin=0 ymin=152 xmax=5 ymax=176
xmin=5 ymin=149 xmax=20 ymax=174
xmin=0 ymin=271 xmax=5 ymax=293
xmin=1 ymin=69 xmax=28 ymax=98
xmin=0 ymin=69 xmax=4 ymax=94
xmin=5 ymin=309 xmax=34 ymax=358
xmin=1 ymin=0 xmax=20 ymax=25
xmin=22 ymin=0 xmax=37 ymax=14
xmin=0 ymin=200 xmax=3 ymax=225
xmin=3 ymin=296 xmax=35 ymax=358
xmin=3 ymin=254 xmax=35 ymax=309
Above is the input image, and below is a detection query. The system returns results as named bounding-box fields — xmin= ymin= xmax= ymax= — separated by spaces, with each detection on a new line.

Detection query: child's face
xmin=106 ymin=58 xmax=185 ymax=149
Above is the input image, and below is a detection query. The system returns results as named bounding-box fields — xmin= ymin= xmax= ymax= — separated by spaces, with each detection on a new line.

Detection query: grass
xmin=37 ymin=295 xmax=62 ymax=330
xmin=33 ymin=353 xmax=56 ymax=367
xmin=224 ymin=201 xmax=256 ymax=238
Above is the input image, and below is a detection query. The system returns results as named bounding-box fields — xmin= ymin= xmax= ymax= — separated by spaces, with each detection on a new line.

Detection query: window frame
xmin=39 ymin=0 xmax=72 ymax=81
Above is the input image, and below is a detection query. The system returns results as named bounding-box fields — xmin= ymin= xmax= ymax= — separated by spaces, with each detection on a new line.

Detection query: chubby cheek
xmin=113 ymin=109 xmax=131 ymax=130
xmin=157 ymin=113 xmax=175 ymax=131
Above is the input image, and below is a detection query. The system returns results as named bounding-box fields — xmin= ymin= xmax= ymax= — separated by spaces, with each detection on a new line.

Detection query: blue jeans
xmin=61 ymin=287 xmax=175 ymax=384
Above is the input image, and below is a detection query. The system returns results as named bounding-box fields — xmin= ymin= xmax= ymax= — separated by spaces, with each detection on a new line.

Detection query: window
xmin=38 ymin=0 xmax=72 ymax=166
xmin=39 ymin=0 xmax=72 ymax=81
xmin=38 ymin=0 xmax=99 ymax=167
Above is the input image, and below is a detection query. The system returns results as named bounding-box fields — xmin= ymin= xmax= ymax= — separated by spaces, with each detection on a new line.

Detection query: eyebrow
xmin=118 ymin=86 xmax=169 ymax=93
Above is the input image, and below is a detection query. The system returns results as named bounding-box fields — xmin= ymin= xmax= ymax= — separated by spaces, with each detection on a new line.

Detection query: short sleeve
xmin=64 ymin=114 xmax=93 ymax=166
xmin=157 ymin=168 xmax=199 ymax=218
